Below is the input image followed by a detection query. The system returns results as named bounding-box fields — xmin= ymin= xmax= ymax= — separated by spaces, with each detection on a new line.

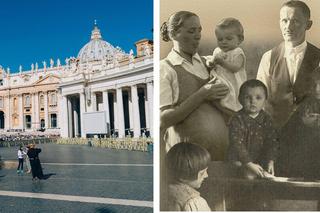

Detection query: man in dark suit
xmin=257 ymin=0 xmax=320 ymax=128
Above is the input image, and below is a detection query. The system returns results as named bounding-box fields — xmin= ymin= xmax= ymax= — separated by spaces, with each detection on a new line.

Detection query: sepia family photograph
xmin=0 ymin=0 xmax=153 ymax=212
xmin=159 ymin=0 xmax=320 ymax=211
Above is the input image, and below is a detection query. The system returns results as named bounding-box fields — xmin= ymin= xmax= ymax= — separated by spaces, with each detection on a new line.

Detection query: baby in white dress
xmin=206 ymin=18 xmax=247 ymax=113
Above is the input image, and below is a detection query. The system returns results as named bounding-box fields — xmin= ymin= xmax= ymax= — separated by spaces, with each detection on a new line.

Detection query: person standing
xmin=27 ymin=144 xmax=43 ymax=180
xmin=24 ymin=145 xmax=31 ymax=173
xmin=160 ymin=11 xmax=230 ymax=159
xmin=160 ymin=11 xmax=230 ymax=210
xmin=256 ymin=0 xmax=320 ymax=128
xmin=17 ymin=146 xmax=25 ymax=175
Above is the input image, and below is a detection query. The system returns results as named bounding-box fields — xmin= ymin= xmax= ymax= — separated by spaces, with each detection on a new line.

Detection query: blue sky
xmin=0 ymin=0 xmax=153 ymax=72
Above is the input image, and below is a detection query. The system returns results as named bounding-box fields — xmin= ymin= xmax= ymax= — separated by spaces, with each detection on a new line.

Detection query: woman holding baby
xmin=160 ymin=11 xmax=230 ymax=160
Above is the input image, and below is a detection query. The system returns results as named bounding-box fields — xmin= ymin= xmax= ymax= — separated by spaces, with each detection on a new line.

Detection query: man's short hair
xmin=282 ymin=0 xmax=311 ymax=19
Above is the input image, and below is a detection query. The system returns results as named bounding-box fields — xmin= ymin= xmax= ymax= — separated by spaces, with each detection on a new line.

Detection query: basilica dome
xmin=77 ymin=24 xmax=127 ymax=63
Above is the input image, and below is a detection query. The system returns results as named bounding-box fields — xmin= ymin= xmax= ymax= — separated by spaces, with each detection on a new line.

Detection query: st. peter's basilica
xmin=0 ymin=23 xmax=153 ymax=138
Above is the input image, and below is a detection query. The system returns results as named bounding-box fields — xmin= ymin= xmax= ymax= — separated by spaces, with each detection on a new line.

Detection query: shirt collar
xmin=167 ymin=49 xmax=202 ymax=66
xmin=240 ymin=109 xmax=266 ymax=125
xmin=284 ymin=40 xmax=307 ymax=58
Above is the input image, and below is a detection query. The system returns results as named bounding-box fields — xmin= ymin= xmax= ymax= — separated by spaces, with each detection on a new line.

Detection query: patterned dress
xmin=228 ymin=109 xmax=279 ymax=168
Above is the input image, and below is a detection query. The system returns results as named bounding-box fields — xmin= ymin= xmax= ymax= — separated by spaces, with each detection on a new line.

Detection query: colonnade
xmin=61 ymin=81 xmax=153 ymax=138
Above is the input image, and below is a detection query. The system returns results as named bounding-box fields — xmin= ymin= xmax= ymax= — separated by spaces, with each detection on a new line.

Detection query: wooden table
xmin=200 ymin=162 xmax=320 ymax=211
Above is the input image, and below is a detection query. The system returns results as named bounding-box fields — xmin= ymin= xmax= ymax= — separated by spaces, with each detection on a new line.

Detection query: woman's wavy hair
xmin=160 ymin=11 xmax=198 ymax=42
xmin=166 ymin=142 xmax=211 ymax=181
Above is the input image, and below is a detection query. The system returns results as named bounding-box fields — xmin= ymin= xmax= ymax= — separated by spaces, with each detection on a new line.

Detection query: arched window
xmin=50 ymin=114 xmax=57 ymax=128
xmin=13 ymin=115 xmax=18 ymax=126
xmin=50 ymin=92 xmax=57 ymax=106
xmin=40 ymin=119 xmax=45 ymax=128
xmin=25 ymin=95 xmax=31 ymax=107
xmin=13 ymin=97 xmax=18 ymax=112
xmin=40 ymin=95 xmax=44 ymax=111
xmin=25 ymin=115 xmax=32 ymax=129
xmin=40 ymin=95 xmax=44 ymax=106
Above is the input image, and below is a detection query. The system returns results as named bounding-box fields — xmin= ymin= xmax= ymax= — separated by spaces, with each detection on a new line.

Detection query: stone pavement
xmin=0 ymin=143 xmax=153 ymax=212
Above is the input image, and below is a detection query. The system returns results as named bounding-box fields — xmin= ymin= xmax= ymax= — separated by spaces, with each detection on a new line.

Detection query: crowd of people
xmin=0 ymin=132 xmax=60 ymax=142
xmin=160 ymin=0 xmax=320 ymax=211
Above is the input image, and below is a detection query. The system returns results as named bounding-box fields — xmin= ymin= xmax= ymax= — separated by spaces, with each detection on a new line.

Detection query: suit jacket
xmin=266 ymin=42 xmax=320 ymax=127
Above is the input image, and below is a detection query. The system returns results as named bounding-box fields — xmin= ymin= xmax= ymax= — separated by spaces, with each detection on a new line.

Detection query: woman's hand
xmin=200 ymin=83 xmax=229 ymax=101
xmin=161 ymin=82 xmax=226 ymax=129
xmin=205 ymin=56 xmax=216 ymax=69
xmin=246 ymin=162 xmax=265 ymax=178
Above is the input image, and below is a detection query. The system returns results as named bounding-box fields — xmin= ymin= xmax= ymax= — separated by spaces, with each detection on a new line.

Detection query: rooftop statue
xmin=50 ymin=58 xmax=54 ymax=68
xmin=57 ymin=59 xmax=61 ymax=67
xmin=144 ymin=44 xmax=152 ymax=56
xmin=129 ymin=49 xmax=135 ymax=63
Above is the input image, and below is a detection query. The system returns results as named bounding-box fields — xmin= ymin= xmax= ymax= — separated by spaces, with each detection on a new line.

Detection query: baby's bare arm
xmin=216 ymin=54 xmax=244 ymax=73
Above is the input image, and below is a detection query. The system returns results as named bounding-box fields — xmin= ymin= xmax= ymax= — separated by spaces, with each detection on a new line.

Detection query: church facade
xmin=0 ymin=24 xmax=153 ymax=138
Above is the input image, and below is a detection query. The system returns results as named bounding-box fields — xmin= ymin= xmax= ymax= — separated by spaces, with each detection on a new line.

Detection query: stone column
xmin=80 ymin=92 xmax=86 ymax=138
xmin=18 ymin=95 xmax=24 ymax=129
xmin=56 ymin=92 xmax=61 ymax=129
xmin=67 ymin=97 xmax=73 ymax=137
xmin=31 ymin=93 xmax=36 ymax=130
xmin=131 ymin=85 xmax=141 ymax=137
xmin=34 ymin=92 xmax=39 ymax=129
xmin=144 ymin=86 xmax=150 ymax=136
xmin=128 ymin=89 xmax=134 ymax=135
xmin=60 ymin=95 xmax=69 ymax=138
xmin=116 ymin=87 xmax=125 ymax=138
xmin=44 ymin=91 xmax=49 ymax=129
xmin=91 ymin=92 xmax=97 ymax=111
xmin=113 ymin=91 xmax=118 ymax=135
xmin=5 ymin=95 xmax=10 ymax=130
xmin=72 ymin=98 xmax=79 ymax=137
xmin=102 ymin=91 xmax=110 ymax=133
xmin=147 ymin=82 xmax=153 ymax=137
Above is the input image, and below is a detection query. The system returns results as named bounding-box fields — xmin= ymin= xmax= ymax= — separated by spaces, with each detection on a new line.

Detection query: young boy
xmin=166 ymin=142 xmax=211 ymax=211
xmin=228 ymin=79 xmax=279 ymax=178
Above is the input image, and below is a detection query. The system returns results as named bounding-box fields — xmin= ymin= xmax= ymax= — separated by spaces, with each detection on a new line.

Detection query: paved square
xmin=0 ymin=143 xmax=153 ymax=212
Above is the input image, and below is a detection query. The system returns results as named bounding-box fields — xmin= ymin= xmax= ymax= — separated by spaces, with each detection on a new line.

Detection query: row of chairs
xmin=0 ymin=138 xmax=56 ymax=147
xmin=56 ymin=137 xmax=153 ymax=152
